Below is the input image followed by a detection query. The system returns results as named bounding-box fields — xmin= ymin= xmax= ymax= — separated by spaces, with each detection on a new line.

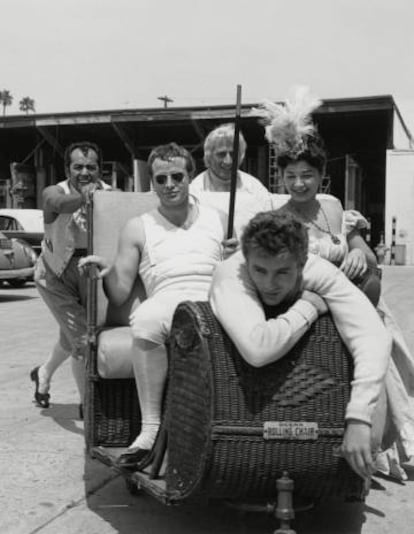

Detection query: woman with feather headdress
xmin=254 ymin=86 xmax=414 ymax=480
xmin=253 ymin=87 xmax=375 ymax=283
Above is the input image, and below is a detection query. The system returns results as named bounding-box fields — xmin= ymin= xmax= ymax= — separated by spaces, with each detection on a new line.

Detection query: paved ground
xmin=1 ymin=266 xmax=414 ymax=534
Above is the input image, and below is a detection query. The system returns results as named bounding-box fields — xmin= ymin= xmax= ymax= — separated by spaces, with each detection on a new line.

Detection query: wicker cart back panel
xmin=166 ymin=301 xmax=363 ymax=501
xmin=91 ymin=378 xmax=141 ymax=447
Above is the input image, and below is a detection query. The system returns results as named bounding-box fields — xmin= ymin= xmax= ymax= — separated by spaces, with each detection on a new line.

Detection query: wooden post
xmin=133 ymin=158 xmax=140 ymax=192
xmin=227 ymin=84 xmax=242 ymax=239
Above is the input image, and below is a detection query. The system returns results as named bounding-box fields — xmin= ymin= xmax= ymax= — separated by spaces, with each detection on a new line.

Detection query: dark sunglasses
xmin=154 ymin=172 xmax=186 ymax=186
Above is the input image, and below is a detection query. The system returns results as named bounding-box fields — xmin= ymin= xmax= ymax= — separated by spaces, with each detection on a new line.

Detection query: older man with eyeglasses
xmin=79 ymin=142 xmax=237 ymax=468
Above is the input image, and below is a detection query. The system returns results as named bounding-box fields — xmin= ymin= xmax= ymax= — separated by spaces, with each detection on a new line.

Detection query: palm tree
xmin=19 ymin=96 xmax=35 ymax=114
xmin=0 ymin=90 xmax=13 ymax=116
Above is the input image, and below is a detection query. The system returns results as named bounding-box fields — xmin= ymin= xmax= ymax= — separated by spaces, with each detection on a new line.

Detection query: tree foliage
xmin=19 ymin=96 xmax=36 ymax=114
xmin=0 ymin=89 xmax=13 ymax=116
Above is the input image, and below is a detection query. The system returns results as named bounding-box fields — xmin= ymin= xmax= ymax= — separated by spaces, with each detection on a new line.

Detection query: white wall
xmin=385 ymin=150 xmax=414 ymax=264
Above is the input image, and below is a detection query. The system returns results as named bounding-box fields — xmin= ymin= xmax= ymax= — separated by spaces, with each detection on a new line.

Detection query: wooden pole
xmin=227 ymin=85 xmax=242 ymax=238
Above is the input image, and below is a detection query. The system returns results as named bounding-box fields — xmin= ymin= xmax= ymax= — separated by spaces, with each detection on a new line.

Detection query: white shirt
xmin=191 ymin=170 xmax=272 ymax=211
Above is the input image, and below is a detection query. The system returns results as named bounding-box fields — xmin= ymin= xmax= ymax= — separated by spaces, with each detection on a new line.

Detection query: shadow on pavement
xmin=403 ymin=463 xmax=414 ymax=481
xmin=84 ymin=475 xmax=278 ymax=534
xmin=37 ymin=402 xmax=84 ymax=436
xmin=0 ymin=281 xmax=35 ymax=288
xmin=82 ymin=457 xmax=367 ymax=534
xmin=0 ymin=293 xmax=37 ymax=302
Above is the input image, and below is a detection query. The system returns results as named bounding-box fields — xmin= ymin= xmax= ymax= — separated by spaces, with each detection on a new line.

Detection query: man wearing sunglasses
xmin=79 ymin=142 xmax=237 ymax=468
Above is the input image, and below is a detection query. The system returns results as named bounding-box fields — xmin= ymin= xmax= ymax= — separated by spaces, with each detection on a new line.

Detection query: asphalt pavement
xmin=1 ymin=266 xmax=414 ymax=534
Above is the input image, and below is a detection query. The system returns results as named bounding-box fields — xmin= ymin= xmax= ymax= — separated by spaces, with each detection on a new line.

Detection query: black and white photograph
xmin=1 ymin=1 xmax=414 ymax=533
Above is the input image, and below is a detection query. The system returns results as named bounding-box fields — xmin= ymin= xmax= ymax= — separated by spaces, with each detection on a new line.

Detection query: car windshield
xmin=0 ymin=230 xmax=13 ymax=248
xmin=0 ymin=210 xmax=44 ymax=232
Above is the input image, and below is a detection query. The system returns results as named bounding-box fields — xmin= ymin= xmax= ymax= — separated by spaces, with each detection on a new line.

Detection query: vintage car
xmin=0 ymin=230 xmax=37 ymax=287
xmin=0 ymin=209 xmax=44 ymax=255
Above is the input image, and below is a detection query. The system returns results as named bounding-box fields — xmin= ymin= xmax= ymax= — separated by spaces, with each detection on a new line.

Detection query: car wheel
xmin=7 ymin=279 xmax=27 ymax=288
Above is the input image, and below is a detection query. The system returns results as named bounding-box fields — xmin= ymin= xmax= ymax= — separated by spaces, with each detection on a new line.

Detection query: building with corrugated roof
xmin=0 ymin=94 xmax=413 ymax=262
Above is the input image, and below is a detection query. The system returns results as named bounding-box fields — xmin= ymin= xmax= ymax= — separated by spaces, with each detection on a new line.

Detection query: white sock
xmin=129 ymin=342 xmax=168 ymax=451
xmin=128 ymin=423 xmax=160 ymax=451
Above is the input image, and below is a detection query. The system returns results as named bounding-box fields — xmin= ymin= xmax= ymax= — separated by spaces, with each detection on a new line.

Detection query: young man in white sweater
xmin=209 ymin=210 xmax=391 ymax=481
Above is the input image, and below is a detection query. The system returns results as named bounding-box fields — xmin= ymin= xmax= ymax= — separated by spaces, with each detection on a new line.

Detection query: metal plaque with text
xmin=263 ymin=421 xmax=319 ymax=440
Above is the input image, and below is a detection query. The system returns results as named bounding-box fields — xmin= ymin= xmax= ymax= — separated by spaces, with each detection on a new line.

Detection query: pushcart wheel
xmin=125 ymin=477 xmax=141 ymax=496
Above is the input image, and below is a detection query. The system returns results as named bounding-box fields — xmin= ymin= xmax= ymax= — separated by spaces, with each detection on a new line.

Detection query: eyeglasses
xmin=154 ymin=172 xmax=186 ymax=186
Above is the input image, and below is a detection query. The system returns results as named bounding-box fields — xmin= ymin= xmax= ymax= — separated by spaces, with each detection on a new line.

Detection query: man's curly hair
xmin=241 ymin=210 xmax=309 ymax=267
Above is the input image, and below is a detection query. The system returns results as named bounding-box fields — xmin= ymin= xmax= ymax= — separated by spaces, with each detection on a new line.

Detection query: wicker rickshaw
xmin=84 ymin=190 xmax=365 ymax=534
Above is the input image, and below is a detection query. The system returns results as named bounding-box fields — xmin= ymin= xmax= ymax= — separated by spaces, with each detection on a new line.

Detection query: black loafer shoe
xmin=117 ymin=447 xmax=151 ymax=470
xmin=30 ymin=366 xmax=50 ymax=408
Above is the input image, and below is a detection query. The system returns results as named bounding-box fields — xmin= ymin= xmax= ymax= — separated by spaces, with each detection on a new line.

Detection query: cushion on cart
xmin=97 ymin=327 xmax=135 ymax=378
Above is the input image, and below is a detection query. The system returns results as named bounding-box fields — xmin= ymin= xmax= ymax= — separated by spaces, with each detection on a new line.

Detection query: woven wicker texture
xmin=86 ymin=377 xmax=141 ymax=447
xmin=166 ymin=301 xmax=363 ymax=502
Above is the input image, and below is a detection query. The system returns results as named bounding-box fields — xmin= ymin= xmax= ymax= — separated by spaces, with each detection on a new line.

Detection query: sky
xmin=1 ymin=0 xmax=414 ymax=134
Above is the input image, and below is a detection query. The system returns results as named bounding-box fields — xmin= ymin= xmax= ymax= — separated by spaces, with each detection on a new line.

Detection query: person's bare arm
xmin=316 ymin=197 xmax=372 ymax=280
xmin=42 ymin=182 xmax=104 ymax=221
xmin=42 ymin=185 xmax=83 ymax=220
xmin=340 ymin=206 xmax=377 ymax=279
xmin=79 ymin=217 xmax=145 ymax=307
xmin=342 ymin=230 xmax=377 ymax=279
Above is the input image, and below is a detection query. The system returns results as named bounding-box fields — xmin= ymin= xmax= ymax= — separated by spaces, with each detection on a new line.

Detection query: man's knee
xmin=130 ymin=316 xmax=164 ymax=342
xmin=130 ymin=304 xmax=170 ymax=345
xmin=134 ymin=338 xmax=162 ymax=352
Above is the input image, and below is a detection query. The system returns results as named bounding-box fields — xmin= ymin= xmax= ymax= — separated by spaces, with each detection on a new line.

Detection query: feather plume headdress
xmin=252 ymin=86 xmax=321 ymax=157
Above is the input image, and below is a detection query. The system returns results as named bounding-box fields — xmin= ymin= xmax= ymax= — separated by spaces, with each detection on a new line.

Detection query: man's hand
xmin=222 ymin=237 xmax=239 ymax=259
xmin=79 ymin=182 xmax=102 ymax=204
xmin=340 ymin=248 xmax=367 ymax=280
xmin=78 ymin=255 xmax=110 ymax=279
xmin=341 ymin=420 xmax=374 ymax=480
xmin=301 ymin=290 xmax=328 ymax=316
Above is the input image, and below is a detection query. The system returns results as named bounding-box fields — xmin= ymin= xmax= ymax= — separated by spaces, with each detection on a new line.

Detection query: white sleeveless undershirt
xmin=138 ymin=204 xmax=224 ymax=298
